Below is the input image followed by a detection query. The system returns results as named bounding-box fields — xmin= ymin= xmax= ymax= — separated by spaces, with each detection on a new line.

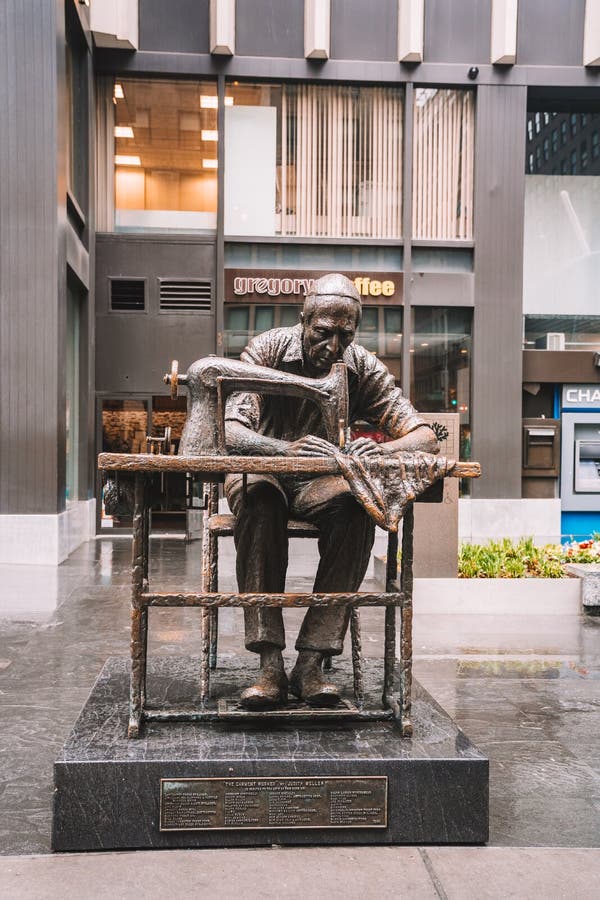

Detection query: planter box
xmin=373 ymin=556 xmax=581 ymax=615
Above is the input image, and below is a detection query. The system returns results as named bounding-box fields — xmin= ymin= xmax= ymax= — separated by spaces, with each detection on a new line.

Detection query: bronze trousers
xmin=225 ymin=473 xmax=375 ymax=655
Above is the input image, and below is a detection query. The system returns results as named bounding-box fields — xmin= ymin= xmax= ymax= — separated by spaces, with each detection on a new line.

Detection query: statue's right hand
xmin=286 ymin=435 xmax=338 ymax=458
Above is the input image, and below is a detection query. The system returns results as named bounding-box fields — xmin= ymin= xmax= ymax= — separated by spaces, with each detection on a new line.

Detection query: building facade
xmin=1 ymin=0 xmax=600 ymax=563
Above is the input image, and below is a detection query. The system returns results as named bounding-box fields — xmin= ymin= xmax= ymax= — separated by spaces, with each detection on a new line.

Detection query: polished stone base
xmin=52 ymin=657 xmax=488 ymax=851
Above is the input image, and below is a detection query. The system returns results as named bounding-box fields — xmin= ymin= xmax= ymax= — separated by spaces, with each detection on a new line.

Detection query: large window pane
xmin=225 ymin=82 xmax=403 ymax=239
xmin=523 ymin=315 xmax=600 ymax=351
xmin=101 ymin=400 xmax=148 ymax=528
xmin=113 ymin=78 xmax=218 ymax=232
xmin=412 ymin=89 xmax=474 ymax=241
xmin=224 ymin=305 xmax=302 ymax=357
xmin=524 ymin=110 xmax=600 ymax=318
xmin=411 ymin=307 xmax=472 ymax=459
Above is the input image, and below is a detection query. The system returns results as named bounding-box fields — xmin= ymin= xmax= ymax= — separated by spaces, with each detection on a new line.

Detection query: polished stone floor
xmin=0 ymin=537 xmax=599 ymax=855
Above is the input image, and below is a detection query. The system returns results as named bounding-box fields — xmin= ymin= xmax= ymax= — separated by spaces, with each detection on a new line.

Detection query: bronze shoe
xmin=240 ymin=666 xmax=288 ymax=709
xmin=289 ymin=663 xmax=340 ymax=708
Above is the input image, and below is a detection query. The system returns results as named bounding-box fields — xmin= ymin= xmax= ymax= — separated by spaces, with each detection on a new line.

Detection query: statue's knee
xmin=246 ymin=483 xmax=287 ymax=520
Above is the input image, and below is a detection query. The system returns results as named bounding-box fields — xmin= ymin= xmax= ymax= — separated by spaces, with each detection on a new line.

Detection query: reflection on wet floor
xmin=0 ymin=537 xmax=599 ymax=854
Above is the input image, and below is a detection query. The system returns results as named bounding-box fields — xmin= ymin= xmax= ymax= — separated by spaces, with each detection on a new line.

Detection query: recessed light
xmin=201 ymin=130 xmax=218 ymax=142
xmin=200 ymin=95 xmax=233 ymax=108
xmin=202 ymin=159 xmax=218 ymax=169
xmin=115 ymin=155 xmax=141 ymax=166
xmin=114 ymin=126 xmax=134 ymax=138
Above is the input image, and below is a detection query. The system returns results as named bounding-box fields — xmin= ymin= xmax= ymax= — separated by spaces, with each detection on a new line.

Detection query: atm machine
xmin=560 ymin=385 xmax=600 ymax=539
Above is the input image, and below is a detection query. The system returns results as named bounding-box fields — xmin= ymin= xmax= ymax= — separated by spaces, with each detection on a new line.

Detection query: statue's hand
xmin=345 ymin=437 xmax=385 ymax=459
xmin=287 ymin=435 xmax=338 ymax=458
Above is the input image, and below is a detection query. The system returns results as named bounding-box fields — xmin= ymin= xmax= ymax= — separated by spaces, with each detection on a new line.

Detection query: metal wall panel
xmin=330 ymin=0 xmax=397 ymax=61
xmin=235 ymin=0 xmax=304 ymax=58
xmin=517 ymin=0 xmax=585 ymax=67
xmin=95 ymin=236 xmax=216 ymax=394
xmin=472 ymin=85 xmax=527 ymax=499
xmin=0 ymin=0 xmax=61 ymax=513
xmin=139 ymin=0 xmax=210 ymax=53
xmin=424 ymin=0 xmax=491 ymax=64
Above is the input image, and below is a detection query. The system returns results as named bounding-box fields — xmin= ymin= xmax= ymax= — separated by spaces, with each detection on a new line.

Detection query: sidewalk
xmin=0 ymin=537 xmax=599 ymax=895
xmin=1 ymin=846 xmax=600 ymax=900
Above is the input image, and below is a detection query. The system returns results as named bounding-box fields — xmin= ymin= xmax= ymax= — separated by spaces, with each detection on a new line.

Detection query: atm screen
xmin=578 ymin=442 xmax=600 ymax=461
xmin=574 ymin=440 xmax=600 ymax=493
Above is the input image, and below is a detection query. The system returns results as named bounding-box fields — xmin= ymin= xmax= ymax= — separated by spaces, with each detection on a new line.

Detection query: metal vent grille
xmin=159 ymin=279 xmax=212 ymax=312
xmin=110 ymin=279 xmax=145 ymax=312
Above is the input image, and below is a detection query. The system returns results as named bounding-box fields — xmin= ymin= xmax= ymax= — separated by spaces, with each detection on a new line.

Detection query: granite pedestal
xmin=52 ymin=657 xmax=488 ymax=850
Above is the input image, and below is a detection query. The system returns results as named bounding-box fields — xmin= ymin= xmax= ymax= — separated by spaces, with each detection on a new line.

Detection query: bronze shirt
xmin=225 ymin=324 xmax=426 ymax=443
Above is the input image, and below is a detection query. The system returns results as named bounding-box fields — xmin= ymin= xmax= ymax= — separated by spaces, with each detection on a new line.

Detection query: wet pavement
xmin=0 ymin=537 xmax=599 ymax=855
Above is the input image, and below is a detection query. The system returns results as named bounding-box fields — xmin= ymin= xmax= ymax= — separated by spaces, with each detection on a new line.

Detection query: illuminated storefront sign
xmin=224 ymin=269 xmax=402 ymax=304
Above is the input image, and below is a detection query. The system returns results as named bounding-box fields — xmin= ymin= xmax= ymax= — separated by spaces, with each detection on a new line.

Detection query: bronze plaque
xmin=160 ymin=776 xmax=387 ymax=831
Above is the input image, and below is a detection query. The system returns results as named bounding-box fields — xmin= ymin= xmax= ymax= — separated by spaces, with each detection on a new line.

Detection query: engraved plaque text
xmin=160 ymin=776 xmax=387 ymax=831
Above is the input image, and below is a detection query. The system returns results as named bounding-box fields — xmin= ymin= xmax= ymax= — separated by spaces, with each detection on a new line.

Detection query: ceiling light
xmin=114 ymin=126 xmax=134 ymax=138
xmin=201 ymin=130 xmax=218 ymax=142
xmin=420 ymin=342 xmax=429 ymax=347
xmin=115 ymin=155 xmax=141 ymax=166
xmin=114 ymin=83 xmax=124 ymax=100
xmin=202 ymin=159 xmax=218 ymax=169
xmin=200 ymin=95 xmax=234 ymax=109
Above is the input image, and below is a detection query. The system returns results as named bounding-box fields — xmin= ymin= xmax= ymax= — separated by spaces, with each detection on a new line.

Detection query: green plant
xmin=458 ymin=536 xmax=600 ymax=578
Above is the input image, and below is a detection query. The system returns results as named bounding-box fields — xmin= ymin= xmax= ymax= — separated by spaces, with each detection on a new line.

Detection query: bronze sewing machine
xmin=164 ymin=357 xmax=350 ymax=455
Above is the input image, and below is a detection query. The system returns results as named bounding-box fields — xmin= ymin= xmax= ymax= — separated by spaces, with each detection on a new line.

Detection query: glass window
xmin=384 ymin=308 xmax=403 ymax=356
xmin=66 ymin=37 xmax=89 ymax=211
xmin=254 ymin=306 xmax=275 ymax=333
xmin=100 ymin=399 xmax=148 ymax=529
xmin=593 ymin=131 xmax=600 ymax=159
xmin=543 ymin=137 xmax=550 ymax=161
xmin=551 ymin=129 xmax=558 ymax=153
xmin=571 ymin=113 xmax=578 ymax=136
xmin=524 ymin=125 xmax=600 ymax=317
xmin=224 ymin=304 xmax=302 ymax=357
xmin=561 ymin=121 xmax=568 ymax=144
xmin=224 ymin=82 xmax=403 ymax=239
xmin=357 ymin=307 xmax=379 ymax=353
xmin=224 ymin=306 xmax=251 ymax=357
xmin=410 ymin=307 xmax=472 ymax=459
xmin=413 ymin=89 xmax=474 ymax=241
xmin=523 ymin=315 xmax=600 ymax=351
xmin=113 ymin=78 xmax=218 ymax=232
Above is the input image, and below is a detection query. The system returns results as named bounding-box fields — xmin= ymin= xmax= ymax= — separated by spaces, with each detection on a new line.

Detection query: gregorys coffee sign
xmin=225 ymin=269 xmax=402 ymax=304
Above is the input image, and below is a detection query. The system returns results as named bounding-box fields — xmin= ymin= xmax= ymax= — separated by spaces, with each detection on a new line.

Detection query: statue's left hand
xmin=345 ymin=437 xmax=385 ymax=459
xmin=288 ymin=435 xmax=339 ymax=458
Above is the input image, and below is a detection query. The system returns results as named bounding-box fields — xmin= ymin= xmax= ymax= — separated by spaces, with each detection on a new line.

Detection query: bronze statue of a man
xmin=224 ymin=273 xmax=437 ymax=709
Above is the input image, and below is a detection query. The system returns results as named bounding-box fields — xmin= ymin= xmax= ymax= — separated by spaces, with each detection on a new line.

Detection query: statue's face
xmin=301 ymin=297 xmax=359 ymax=373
